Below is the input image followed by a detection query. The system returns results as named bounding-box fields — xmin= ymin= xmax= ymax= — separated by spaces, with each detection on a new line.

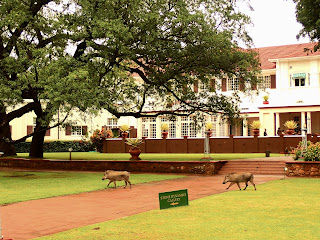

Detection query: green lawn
xmin=36 ymin=178 xmax=320 ymax=240
xmin=0 ymin=171 xmax=186 ymax=205
xmin=16 ymin=152 xmax=284 ymax=161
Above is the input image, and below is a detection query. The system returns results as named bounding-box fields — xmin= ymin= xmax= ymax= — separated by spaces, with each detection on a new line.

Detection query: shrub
xmin=15 ymin=141 xmax=94 ymax=153
xmin=293 ymin=141 xmax=320 ymax=161
xmin=90 ymin=128 xmax=113 ymax=152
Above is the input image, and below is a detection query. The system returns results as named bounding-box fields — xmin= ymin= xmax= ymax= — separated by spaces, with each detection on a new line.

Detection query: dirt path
xmin=1 ymin=174 xmax=283 ymax=240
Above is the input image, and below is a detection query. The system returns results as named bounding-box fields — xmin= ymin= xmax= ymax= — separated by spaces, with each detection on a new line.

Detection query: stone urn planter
xmin=162 ymin=131 xmax=168 ymax=139
xmin=253 ymin=129 xmax=259 ymax=136
xmin=121 ymin=131 xmax=128 ymax=138
xmin=129 ymin=147 xmax=141 ymax=160
xmin=286 ymin=129 xmax=295 ymax=135
xmin=126 ymin=138 xmax=143 ymax=160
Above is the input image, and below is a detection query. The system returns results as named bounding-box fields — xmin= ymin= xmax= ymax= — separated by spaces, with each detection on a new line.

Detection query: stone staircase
xmin=218 ymin=160 xmax=286 ymax=175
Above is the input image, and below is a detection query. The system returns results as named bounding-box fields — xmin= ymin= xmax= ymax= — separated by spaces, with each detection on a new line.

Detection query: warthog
xmin=102 ymin=170 xmax=132 ymax=189
xmin=223 ymin=173 xmax=256 ymax=191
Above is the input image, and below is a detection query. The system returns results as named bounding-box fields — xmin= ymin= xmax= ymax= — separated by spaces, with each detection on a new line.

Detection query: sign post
xmin=159 ymin=189 xmax=189 ymax=210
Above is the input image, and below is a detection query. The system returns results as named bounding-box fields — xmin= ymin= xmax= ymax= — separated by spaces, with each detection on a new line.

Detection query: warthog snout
xmin=223 ymin=173 xmax=256 ymax=191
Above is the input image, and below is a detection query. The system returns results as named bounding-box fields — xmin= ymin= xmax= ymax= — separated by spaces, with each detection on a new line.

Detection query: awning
xmin=292 ymin=73 xmax=306 ymax=78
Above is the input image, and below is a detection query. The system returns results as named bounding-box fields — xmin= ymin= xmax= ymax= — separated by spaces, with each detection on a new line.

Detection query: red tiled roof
xmin=254 ymin=42 xmax=320 ymax=70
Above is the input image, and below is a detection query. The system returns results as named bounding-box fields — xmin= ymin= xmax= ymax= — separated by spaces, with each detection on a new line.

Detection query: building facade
xmin=8 ymin=42 xmax=320 ymax=141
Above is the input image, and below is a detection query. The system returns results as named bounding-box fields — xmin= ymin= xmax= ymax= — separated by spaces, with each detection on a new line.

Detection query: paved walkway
xmin=1 ymin=174 xmax=284 ymax=240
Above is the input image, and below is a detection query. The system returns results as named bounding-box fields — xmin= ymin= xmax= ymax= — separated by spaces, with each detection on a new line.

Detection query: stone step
xmin=218 ymin=161 xmax=285 ymax=175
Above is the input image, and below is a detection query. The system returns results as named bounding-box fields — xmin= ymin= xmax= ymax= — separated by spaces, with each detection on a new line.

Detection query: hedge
xmin=15 ymin=141 xmax=94 ymax=153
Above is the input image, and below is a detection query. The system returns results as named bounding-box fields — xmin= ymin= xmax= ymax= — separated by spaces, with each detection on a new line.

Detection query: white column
xmin=243 ymin=118 xmax=248 ymax=136
xmin=275 ymin=113 xmax=280 ymax=135
xmin=156 ymin=117 xmax=161 ymax=138
xmin=301 ymin=112 xmax=306 ymax=135
xmin=307 ymin=112 xmax=312 ymax=134
xmin=216 ymin=115 xmax=220 ymax=137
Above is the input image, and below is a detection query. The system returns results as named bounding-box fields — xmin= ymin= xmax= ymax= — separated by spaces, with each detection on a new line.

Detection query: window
xmin=294 ymin=78 xmax=305 ymax=86
xmin=227 ymin=77 xmax=240 ymax=91
xmin=141 ymin=117 xmax=157 ymax=138
xmin=106 ymin=118 xmax=118 ymax=129
xmin=169 ymin=123 xmax=176 ymax=138
xmin=198 ymin=81 xmax=209 ymax=92
xmin=257 ymin=75 xmax=271 ymax=89
xmin=71 ymin=126 xmax=83 ymax=135
xmin=66 ymin=126 xmax=87 ymax=136
xmin=142 ymin=124 xmax=148 ymax=137
xmin=181 ymin=122 xmax=189 ymax=137
xmin=150 ymin=123 xmax=156 ymax=138
xmin=291 ymin=73 xmax=308 ymax=87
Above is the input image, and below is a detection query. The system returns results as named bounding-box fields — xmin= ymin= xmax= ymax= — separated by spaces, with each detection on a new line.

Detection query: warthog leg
xmin=124 ymin=180 xmax=132 ymax=189
xmin=107 ymin=180 xmax=117 ymax=189
xmin=227 ymin=182 xmax=235 ymax=190
xmin=250 ymin=180 xmax=256 ymax=190
xmin=236 ymin=182 xmax=241 ymax=190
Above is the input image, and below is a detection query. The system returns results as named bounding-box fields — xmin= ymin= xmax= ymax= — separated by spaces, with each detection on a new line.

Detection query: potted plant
xmin=283 ymin=120 xmax=298 ymax=135
xmin=161 ymin=123 xmax=169 ymax=138
xmin=205 ymin=122 xmax=214 ymax=137
xmin=119 ymin=124 xmax=131 ymax=138
xmin=250 ymin=120 xmax=261 ymax=136
xmin=126 ymin=138 xmax=143 ymax=160
xmin=263 ymin=95 xmax=269 ymax=104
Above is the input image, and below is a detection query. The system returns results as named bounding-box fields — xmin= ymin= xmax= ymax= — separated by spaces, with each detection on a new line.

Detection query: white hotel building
xmin=9 ymin=42 xmax=320 ymax=141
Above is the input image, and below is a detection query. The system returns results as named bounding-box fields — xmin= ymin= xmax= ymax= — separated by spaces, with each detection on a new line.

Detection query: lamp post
xmin=201 ymin=131 xmax=213 ymax=160
xmin=284 ymin=167 xmax=288 ymax=180
xmin=69 ymin=148 xmax=73 ymax=161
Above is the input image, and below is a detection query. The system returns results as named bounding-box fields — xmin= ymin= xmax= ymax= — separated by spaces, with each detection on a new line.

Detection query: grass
xmin=15 ymin=152 xmax=284 ymax=161
xmin=0 ymin=171 xmax=186 ymax=205
xmin=36 ymin=178 xmax=320 ymax=240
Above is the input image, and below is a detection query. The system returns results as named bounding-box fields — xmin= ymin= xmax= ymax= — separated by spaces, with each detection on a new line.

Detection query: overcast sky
xmin=240 ymin=0 xmax=310 ymax=48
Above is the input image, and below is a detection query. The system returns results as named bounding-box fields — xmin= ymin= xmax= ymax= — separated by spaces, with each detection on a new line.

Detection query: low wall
xmin=0 ymin=158 xmax=227 ymax=175
xmin=286 ymin=161 xmax=320 ymax=177
xmin=104 ymin=134 xmax=319 ymax=154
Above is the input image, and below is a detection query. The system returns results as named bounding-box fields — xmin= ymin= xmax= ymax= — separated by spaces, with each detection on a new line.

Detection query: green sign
xmin=292 ymin=73 xmax=306 ymax=79
xmin=159 ymin=189 xmax=189 ymax=210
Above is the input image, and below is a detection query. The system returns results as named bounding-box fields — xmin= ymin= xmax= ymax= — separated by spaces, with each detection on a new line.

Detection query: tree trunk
xmin=0 ymin=105 xmax=16 ymax=156
xmin=0 ymin=122 xmax=16 ymax=156
xmin=29 ymin=126 xmax=46 ymax=158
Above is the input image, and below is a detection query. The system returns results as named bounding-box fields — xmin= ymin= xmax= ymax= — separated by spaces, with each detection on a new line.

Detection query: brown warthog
xmin=102 ymin=170 xmax=132 ymax=189
xmin=223 ymin=173 xmax=256 ymax=191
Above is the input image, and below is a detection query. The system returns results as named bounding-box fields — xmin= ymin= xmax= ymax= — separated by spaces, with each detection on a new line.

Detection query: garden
xmin=1 ymin=172 xmax=319 ymax=240
xmin=35 ymin=178 xmax=320 ymax=240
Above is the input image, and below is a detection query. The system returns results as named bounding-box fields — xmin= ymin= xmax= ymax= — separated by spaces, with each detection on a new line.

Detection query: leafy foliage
xmin=0 ymin=0 xmax=260 ymax=157
xmin=294 ymin=0 xmax=320 ymax=51
xmin=15 ymin=140 xmax=94 ymax=153
xmin=90 ymin=129 xmax=113 ymax=152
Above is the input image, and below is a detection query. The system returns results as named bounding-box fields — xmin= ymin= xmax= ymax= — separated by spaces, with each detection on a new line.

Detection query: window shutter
xmin=27 ymin=125 xmax=33 ymax=135
xmin=45 ymin=128 xmax=50 ymax=136
xmin=209 ymin=79 xmax=216 ymax=92
xmin=82 ymin=126 xmax=88 ymax=135
xmin=271 ymin=75 xmax=276 ymax=89
xmin=193 ymin=80 xmax=198 ymax=93
xmin=222 ymin=78 xmax=227 ymax=92
xmin=66 ymin=126 xmax=71 ymax=135
xmin=239 ymin=78 xmax=245 ymax=91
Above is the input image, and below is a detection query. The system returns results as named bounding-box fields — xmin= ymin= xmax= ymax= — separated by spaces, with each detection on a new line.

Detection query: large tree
xmin=293 ymin=0 xmax=320 ymax=51
xmin=0 ymin=0 xmax=260 ymax=157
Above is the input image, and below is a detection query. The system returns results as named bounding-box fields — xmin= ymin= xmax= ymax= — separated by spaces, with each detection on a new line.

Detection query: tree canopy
xmin=0 ymin=0 xmax=260 ymax=157
xmin=294 ymin=0 xmax=320 ymax=51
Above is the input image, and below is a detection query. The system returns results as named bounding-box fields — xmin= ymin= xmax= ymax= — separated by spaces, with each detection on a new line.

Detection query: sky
xmin=239 ymin=0 xmax=310 ymax=48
